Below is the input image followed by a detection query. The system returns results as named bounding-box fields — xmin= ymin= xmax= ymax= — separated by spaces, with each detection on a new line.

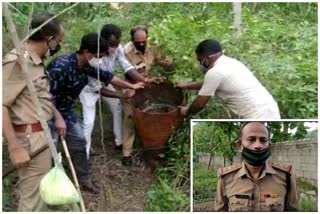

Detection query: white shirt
xmin=198 ymin=55 xmax=280 ymax=119
xmin=83 ymin=44 xmax=134 ymax=93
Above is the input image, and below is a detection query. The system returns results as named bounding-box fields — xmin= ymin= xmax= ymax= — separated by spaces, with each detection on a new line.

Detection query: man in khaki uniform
xmin=2 ymin=14 xmax=65 ymax=211
xmin=214 ymin=122 xmax=299 ymax=211
xmin=122 ymin=25 xmax=174 ymax=166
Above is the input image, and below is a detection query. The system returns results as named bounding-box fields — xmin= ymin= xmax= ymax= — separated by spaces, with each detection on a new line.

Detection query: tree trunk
xmin=252 ymin=2 xmax=259 ymax=12
xmin=207 ymin=153 xmax=214 ymax=170
xmin=208 ymin=124 xmax=217 ymax=168
xmin=233 ymin=2 xmax=242 ymax=36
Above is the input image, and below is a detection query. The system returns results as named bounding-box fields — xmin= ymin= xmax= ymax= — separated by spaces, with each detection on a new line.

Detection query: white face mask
xmin=109 ymin=47 xmax=117 ymax=55
xmin=45 ymin=49 xmax=51 ymax=58
xmin=88 ymin=57 xmax=103 ymax=67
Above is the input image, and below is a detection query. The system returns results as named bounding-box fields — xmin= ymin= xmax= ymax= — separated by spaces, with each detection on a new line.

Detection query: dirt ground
xmin=2 ymin=112 xmax=156 ymax=212
xmin=81 ymin=116 xmax=156 ymax=211
xmin=193 ymin=201 xmax=215 ymax=212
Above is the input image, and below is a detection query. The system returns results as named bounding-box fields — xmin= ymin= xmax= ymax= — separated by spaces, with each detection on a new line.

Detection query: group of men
xmin=3 ymin=13 xmax=282 ymax=212
xmin=2 ymin=14 xmax=175 ymax=211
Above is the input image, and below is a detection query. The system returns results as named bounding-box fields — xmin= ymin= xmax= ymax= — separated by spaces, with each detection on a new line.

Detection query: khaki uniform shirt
xmin=214 ymin=160 xmax=299 ymax=211
xmin=2 ymin=46 xmax=53 ymax=125
xmin=124 ymin=41 xmax=161 ymax=77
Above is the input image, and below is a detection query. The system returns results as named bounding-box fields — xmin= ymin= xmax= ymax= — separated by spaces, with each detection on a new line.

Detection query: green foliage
xmin=146 ymin=179 xmax=189 ymax=212
xmin=2 ymin=2 xmax=318 ymax=211
xmin=194 ymin=122 xmax=312 ymax=155
xmin=149 ymin=3 xmax=318 ymax=119
xmin=268 ymin=122 xmax=312 ymax=143
xmin=236 ymin=4 xmax=318 ymax=119
xmin=4 ymin=2 xmax=317 ymax=118
xmin=2 ymin=179 xmax=13 ymax=211
xmin=193 ymin=163 xmax=217 ymax=203
xmin=306 ymin=129 xmax=318 ymax=139
xmin=296 ymin=178 xmax=318 ymax=193
xmin=300 ymin=199 xmax=316 ymax=212
xmin=296 ymin=179 xmax=318 ymax=211
xmin=146 ymin=120 xmax=190 ymax=211
xmin=193 ymin=122 xmax=239 ymax=161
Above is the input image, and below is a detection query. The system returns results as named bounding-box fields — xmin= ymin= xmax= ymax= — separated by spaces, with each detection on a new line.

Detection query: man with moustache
xmin=122 ymin=25 xmax=174 ymax=166
xmin=177 ymin=39 xmax=280 ymax=119
xmin=214 ymin=122 xmax=299 ymax=211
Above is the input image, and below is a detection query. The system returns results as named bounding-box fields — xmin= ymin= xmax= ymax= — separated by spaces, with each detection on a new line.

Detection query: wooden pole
xmin=21 ymin=3 xmax=79 ymax=43
xmin=3 ymin=144 xmax=49 ymax=178
xmin=61 ymin=137 xmax=86 ymax=212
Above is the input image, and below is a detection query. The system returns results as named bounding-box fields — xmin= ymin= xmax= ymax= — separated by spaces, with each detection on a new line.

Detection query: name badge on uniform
xmin=235 ymin=195 xmax=250 ymax=199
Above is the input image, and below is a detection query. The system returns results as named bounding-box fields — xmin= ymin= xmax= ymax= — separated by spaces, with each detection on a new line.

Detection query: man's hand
xmin=122 ymin=90 xmax=135 ymax=99
xmin=159 ymin=59 xmax=174 ymax=70
xmin=175 ymin=81 xmax=204 ymax=90
xmin=175 ymin=82 xmax=189 ymax=89
xmin=179 ymin=105 xmax=190 ymax=116
xmin=123 ymin=89 xmax=136 ymax=99
xmin=132 ymin=82 xmax=145 ymax=90
xmin=145 ymin=76 xmax=165 ymax=84
xmin=8 ymin=144 xmax=30 ymax=168
xmin=137 ymin=67 xmax=146 ymax=74
xmin=55 ymin=117 xmax=66 ymax=138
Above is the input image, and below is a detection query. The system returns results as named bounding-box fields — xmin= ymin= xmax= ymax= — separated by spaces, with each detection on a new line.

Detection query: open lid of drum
xmin=131 ymin=81 xmax=184 ymax=113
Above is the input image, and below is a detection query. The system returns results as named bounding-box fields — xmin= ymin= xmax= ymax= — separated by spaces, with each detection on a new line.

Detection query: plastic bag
xmin=40 ymin=154 xmax=80 ymax=205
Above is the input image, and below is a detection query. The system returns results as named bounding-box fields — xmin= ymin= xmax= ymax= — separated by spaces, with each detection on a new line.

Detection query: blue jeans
xmin=51 ymin=113 xmax=90 ymax=182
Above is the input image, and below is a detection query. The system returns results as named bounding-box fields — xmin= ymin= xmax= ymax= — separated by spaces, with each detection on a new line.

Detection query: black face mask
xmin=241 ymin=145 xmax=270 ymax=166
xmin=134 ymin=42 xmax=146 ymax=54
xmin=49 ymin=43 xmax=61 ymax=56
xmin=47 ymin=38 xmax=61 ymax=56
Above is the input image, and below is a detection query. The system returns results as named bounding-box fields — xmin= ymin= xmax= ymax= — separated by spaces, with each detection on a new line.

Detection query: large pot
xmin=131 ymin=81 xmax=184 ymax=149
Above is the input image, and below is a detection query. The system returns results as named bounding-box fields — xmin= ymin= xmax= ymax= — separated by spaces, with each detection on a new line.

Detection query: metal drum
xmin=131 ymin=81 xmax=184 ymax=149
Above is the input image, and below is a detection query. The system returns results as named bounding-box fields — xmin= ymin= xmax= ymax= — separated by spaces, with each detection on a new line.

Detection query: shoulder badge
xmin=271 ymin=162 xmax=292 ymax=175
xmin=218 ymin=163 xmax=242 ymax=177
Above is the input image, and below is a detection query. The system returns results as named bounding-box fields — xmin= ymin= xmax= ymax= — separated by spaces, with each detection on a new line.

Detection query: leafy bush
xmin=146 ymin=179 xmax=189 ymax=211
xmin=300 ymin=198 xmax=317 ymax=212
xmin=146 ymin=120 xmax=190 ymax=211
xmin=150 ymin=3 xmax=317 ymax=119
xmin=2 ymin=178 xmax=14 ymax=211
xmin=193 ymin=163 xmax=217 ymax=202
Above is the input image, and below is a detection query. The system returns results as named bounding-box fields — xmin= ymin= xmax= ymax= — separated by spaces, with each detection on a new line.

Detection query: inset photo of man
xmin=192 ymin=121 xmax=318 ymax=212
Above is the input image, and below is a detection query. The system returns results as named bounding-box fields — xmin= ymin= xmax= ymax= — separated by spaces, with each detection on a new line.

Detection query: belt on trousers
xmin=13 ymin=122 xmax=43 ymax=133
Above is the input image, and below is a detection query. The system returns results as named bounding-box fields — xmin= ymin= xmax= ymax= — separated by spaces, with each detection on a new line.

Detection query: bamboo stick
xmin=3 ymin=144 xmax=49 ymax=178
xmin=21 ymin=3 xmax=79 ymax=43
xmin=61 ymin=137 xmax=86 ymax=212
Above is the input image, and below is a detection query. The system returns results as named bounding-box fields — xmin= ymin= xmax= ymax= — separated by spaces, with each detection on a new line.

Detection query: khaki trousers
xmin=122 ymin=89 xmax=135 ymax=157
xmin=15 ymin=127 xmax=51 ymax=211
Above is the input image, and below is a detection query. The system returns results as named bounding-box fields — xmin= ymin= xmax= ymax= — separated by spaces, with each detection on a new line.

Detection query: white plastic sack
xmin=40 ymin=154 xmax=80 ymax=205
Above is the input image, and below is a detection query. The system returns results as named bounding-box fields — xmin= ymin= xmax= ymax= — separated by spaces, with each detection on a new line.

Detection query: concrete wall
xmin=195 ymin=139 xmax=317 ymax=186
xmin=270 ymin=139 xmax=317 ymax=186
